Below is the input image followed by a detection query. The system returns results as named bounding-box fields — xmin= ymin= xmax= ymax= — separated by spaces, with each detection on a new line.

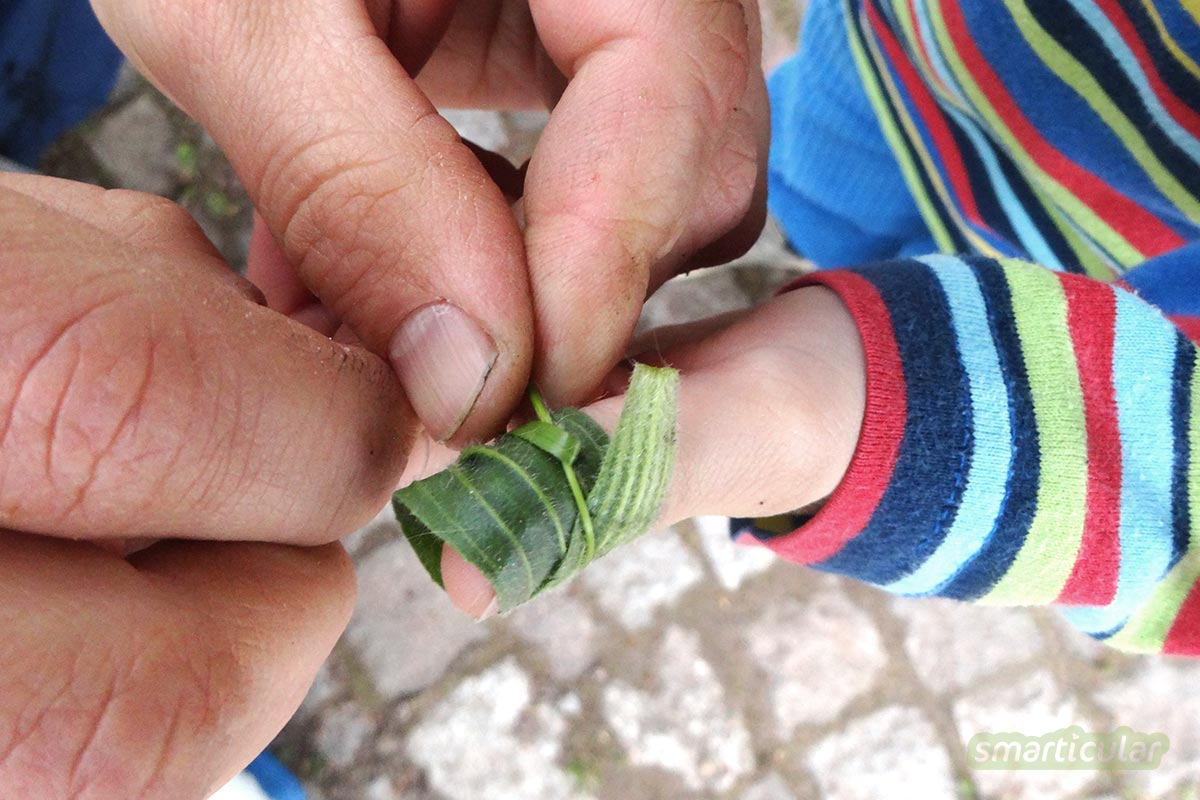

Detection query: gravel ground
xmin=30 ymin=3 xmax=1200 ymax=798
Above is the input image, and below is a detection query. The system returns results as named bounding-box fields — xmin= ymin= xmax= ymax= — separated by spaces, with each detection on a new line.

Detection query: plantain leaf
xmin=393 ymin=363 xmax=680 ymax=612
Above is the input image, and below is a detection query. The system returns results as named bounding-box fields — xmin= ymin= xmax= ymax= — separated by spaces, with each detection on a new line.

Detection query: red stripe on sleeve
xmin=761 ymin=271 xmax=907 ymax=564
xmin=903 ymin=0 xmax=954 ymax=97
xmin=1164 ymin=582 xmax=1200 ymax=656
xmin=1093 ymin=0 xmax=1200 ymax=141
xmin=865 ymin=0 xmax=986 ymax=230
xmin=1056 ymin=275 xmax=1122 ymax=605
xmin=936 ymin=0 xmax=1185 ymax=256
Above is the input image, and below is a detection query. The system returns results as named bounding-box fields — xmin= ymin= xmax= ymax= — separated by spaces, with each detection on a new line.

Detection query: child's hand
xmin=425 ymin=286 xmax=869 ymax=618
xmin=89 ymin=0 xmax=769 ymax=442
xmin=0 ymin=174 xmax=408 ymax=795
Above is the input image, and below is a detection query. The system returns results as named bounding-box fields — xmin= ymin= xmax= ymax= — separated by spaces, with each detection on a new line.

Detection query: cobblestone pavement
xmin=34 ymin=3 xmax=1200 ymax=799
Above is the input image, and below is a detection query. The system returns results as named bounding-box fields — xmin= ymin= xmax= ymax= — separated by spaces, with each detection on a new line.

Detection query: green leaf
xmin=392 ymin=363 xmax=680 ymax=612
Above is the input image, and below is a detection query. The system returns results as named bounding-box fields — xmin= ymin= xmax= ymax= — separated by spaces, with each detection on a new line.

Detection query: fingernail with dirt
xmin=390 ymin=302 xmax=498 ymax=441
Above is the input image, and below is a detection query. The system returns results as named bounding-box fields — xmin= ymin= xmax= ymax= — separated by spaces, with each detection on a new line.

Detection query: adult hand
xmin=0 ymin=174 xmax=410 ymax=797
xmin=89 ymin=0 xmax=769 ymax=441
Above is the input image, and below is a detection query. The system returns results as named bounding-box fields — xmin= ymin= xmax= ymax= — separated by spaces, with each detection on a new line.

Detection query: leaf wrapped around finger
xmin=393 ymin=364 xmax=680 ymax=612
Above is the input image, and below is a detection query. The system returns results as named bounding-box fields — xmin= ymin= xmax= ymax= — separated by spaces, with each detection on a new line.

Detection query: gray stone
xmin=637 ymin=267 xmax=757 ymax=336
xmin=342 ymin=503 xmax=399 ymax=555
xmin=746 ymin=592 xmax=886 ymax=734
xmin=313 ymin=701 xmax=376 ymax=769
xmin=1095 ymin=660 xmax=1200 ymax=796
xmin=342 ymin=537 xmax=487 ymax=699
xmin=807 ymin=706 xmax=956 ymax=800
xmin=693 ymin=515 xmax=777 ymax=591
xmin=499 ymin=111 xmax=547 ymax=163
xmin=1046 ymin=610 xmax=1110 ymax=662
xmin=725 ymin=216 xmax=803 ymax=273
xmin=761 ymin=0 xmax=805 ymax=71
xmin=508 ymin=589 xmax=600 ymax=682
xmin=740 ymin=772 xmax=797 ymax=800
xmin=440 ymin=109 xmax=509 ymax=153
xmin=581 ymin=529 xmax=705 ymax=631
xmin=954 ymin=671 xmax=1093 ymax=799
xmin=603 ymin=626 xmax=754 ymax=793
xmin=407 ymin=659 xmax=589 ymax=800
xmin=636 ymin=228 xmax=805 ymax=337
xmin=106 ymin=61 xmax=144 ymax=106
xmin=89 ymin=94 xmax=177 ymax=196
xmin=364 ymin=776 xmax=400 ymax=800
xmin=892 ymin=596 xmax=1043 ymax=693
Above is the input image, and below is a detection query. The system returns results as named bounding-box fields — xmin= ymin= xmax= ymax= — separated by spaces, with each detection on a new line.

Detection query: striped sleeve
xmin=736 ymin=254 xmax=1200 ymax=656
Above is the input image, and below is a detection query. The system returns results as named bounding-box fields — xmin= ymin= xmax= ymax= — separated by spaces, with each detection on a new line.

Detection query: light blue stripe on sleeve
xmin=1063 ymin=290 xmax=1179 ymax=633
xmin=948 ymin=107 xmax=1065 ymax=269
xmin=887 ymin=255 xmax=1015 ymax=595
xmin=1062 ymin=0 xmax=1200 ymax=164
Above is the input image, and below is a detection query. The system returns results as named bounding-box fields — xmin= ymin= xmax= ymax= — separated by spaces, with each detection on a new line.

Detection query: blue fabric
xmin=1124 ymin=242 xmax=1200 ymax=317
xmin=766 ymin=0 xmax=934 ymax=267
xmin=0 ymin=0 xmax=122 ymax=165
xmin=245 ymin=752 xmax=306 ymax=800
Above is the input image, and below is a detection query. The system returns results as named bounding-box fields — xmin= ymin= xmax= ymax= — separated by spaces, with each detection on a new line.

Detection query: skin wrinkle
xmin=678 ymin=17 xmax=751 ymax=129
xmin=143 ymin=323 xmax=204 ymax=528
xmin=301 ymin=182 xmax=431 ymax=303
xmin=3 ymin=625 xmax=120 ymax=794
xmin=0 ymin=295 xmax=124 ymax=452
xmin=110 ymin=194 xmax=210 ymax=253
xmin=172 ymin=321 xmax=235 ymax=525
xmin=139 ymin=681 xmax=188 ymax=800
xmin=126 ymin=611 xmax=240 ymax=798
xmin=273 ymin=136 xmax=429 ymax=263
xmin=59 ymin=335 xmax=159 ymax=525
xmin=283 ymin=146 xmax=475 ymax=309
xmin=211 ymin=372 xmax=264 ymax=525
xmin=303 ymin=352 xmax=369 ymax=540
xmin=42 ymin=339 xmax=82 ymax=499
xmin=0 ymin=671 xmax=60 ymax=776
xmin=191 ymin=352 xmax=245 ymax=520
xmin=65 ymin=662 xmax=119 ymax=798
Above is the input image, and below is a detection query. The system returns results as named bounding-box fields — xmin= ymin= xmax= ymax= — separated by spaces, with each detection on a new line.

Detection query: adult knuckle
xmin=0 ymin=631 xmax=165 ymax=799
xmin=101 ymin=191 xmax=209 ymax=251
xmin=274 ymin=133 xmax=466 ymax=313
xmin=257 ymin=101 xmax=487 ymax=319
xmin=70 ymin=624 xmax=236 ymax=799
xmin=0 ymin=291 xmax=187 ymax=527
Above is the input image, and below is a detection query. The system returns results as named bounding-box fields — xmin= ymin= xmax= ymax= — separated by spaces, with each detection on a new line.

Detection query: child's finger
xmin=440 ymin=286 xmax=867 ymax=617
xmin=631 ymin=286 xmax=866 ymax=526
